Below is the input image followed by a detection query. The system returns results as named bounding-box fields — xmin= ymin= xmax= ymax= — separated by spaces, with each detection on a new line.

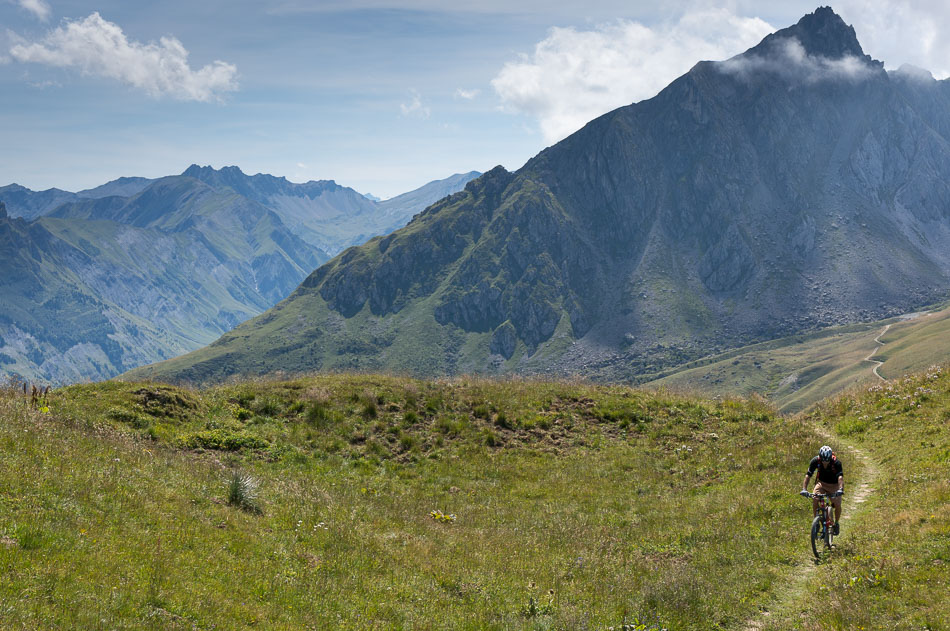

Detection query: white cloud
xmin=454 ymin=88 xmax=480 ymax=100
xmin=8 ymin=12 xmax=238 ymax=102
xmin=839 ymin=0 xmax=950 ymax=79
xmin=28 ymin=78 xmax=60 ymax=89
xmin=491 ymin=9 xmax=774 ymax=144
xmin=719 ymin=37 xmax=876 ymax=83
xmin=399 ymin=88 xmax=430 ymax=119
xmin=296 ymin=162 xmax=307 ymax=169
xmin=14 ymin=0 xmax=50 ymax=21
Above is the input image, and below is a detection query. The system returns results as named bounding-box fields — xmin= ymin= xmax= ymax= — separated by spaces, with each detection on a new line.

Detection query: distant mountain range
xmin=0 ymin=167 xmax=479 ymax=382
xmin=130 ymin=7 xmax=950 ymax=384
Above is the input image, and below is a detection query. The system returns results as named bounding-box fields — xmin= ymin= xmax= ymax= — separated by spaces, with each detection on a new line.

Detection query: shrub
xmin=251 ymin=397 xmax=281 ymax=417
xmin=836 ymin=416 xmax=869 ymax=437
xmin=305 ymin=400 xmax=331 ymax=426
xmin=399 ymin=432 xmax=418 ymax=452
xmin=108 ymin=407 xmax=149 ymax=429
xmin=226 ymin=471 xmax=261 ymax=513
xmin=494 ymin=411 xmax=513 ymax=430
xmin=425 ymin=395 xmax=443 ymax=413
xmin=14 ymin=527 xmax=45 ymax=551
xmin=520 ymin=595 xmax=554 ymax=617
xmin=179 ymin=429 xmax=270 ymax=451
xmin=360 ymin=394 xmax=378 ymax=419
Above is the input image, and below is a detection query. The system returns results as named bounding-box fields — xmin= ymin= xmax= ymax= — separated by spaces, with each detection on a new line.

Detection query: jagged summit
xmin=180 ymin=164 xmax=340 ymax=192
xmin=747 ymin=6 xmax=875 ymax=63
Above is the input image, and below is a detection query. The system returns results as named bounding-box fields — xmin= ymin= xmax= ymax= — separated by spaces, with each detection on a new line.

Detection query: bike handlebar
xmin=801 ymin=491 xmax=843 ymax=498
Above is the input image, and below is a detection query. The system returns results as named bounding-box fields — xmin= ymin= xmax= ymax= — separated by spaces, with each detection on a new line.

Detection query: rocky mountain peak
xmin=0 ymin=201 xmax=7 ymax=219
xmin=789 ymin=7 xmax=864 ymax=57
xmin=748 ymin=6 xmax=873 ymax=63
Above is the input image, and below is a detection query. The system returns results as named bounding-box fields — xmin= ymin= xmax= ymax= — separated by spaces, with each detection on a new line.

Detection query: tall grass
xmin=0 ymin=375 xmax=839 ymax=629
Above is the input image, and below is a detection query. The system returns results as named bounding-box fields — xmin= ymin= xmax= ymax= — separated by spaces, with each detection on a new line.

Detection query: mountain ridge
xmin=128 ymin=7 xmax=950 ymax=385
xmin=0 ymin=168 xmax=478 ymax=382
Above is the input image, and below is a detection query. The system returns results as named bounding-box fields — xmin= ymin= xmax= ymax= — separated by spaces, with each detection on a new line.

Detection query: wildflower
xmin=429 ymin=509 xmax=456 ymax=523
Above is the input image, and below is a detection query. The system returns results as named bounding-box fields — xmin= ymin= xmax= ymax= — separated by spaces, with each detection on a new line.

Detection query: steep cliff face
xmin=130 ymin=8 xmax=950 ymax=384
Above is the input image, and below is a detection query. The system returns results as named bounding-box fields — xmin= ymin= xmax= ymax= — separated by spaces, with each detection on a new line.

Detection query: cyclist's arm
xmin=837 ymin=473 xmax=843 ymax=494
xmin=802 ymin=473 xmax=811 ymax=492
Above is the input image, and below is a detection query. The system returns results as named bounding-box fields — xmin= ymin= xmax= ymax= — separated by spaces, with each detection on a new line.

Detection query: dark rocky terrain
xmin=131 ymin=8 xmax=950 ymax=384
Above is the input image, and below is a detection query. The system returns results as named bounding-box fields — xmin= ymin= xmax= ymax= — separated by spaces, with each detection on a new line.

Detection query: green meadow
xmin=0 ymin=376 xmax=822 ymax=630
xmin=0 ymin=368 xmax=946 ymax=629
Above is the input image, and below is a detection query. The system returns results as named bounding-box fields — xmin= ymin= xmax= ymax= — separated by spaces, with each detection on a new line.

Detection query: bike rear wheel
xmin=811 ymin=515 xmax=822 ymax=558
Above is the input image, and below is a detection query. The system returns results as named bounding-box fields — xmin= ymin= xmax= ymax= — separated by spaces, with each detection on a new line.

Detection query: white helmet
xmin=819 ymin=445 xmax=833 ymax=462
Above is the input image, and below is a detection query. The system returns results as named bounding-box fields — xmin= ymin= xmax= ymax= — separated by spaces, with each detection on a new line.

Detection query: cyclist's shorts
xmin=813 ymin=481 xmax=841 ymax=505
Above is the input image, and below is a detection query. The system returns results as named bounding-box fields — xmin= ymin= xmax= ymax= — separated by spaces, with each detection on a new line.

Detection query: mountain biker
xmin=800 ymin=445 xmax=844 ymax=534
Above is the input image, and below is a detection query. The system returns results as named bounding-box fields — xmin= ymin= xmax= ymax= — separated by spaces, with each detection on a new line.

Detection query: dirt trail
xmin=741 ymin=428 xmax=878 ymax=631
xmin=863 ymin=323 xmax=891 ymax=381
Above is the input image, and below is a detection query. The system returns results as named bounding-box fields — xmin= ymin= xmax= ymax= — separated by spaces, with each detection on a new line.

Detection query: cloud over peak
xmin=490 ymin=9 xmax=774 ymax=144
xmin=9 ymin=12 xmax=238 ymax=102
xmin=719 ymin=37 xmax=878 ymax=83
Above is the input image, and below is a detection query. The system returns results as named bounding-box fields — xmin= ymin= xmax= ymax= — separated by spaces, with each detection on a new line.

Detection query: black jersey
xmin=807 ymin=456 xmax=843 ymax=484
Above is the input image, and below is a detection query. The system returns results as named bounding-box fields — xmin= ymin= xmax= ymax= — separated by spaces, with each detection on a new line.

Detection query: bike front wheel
xmin=811 ymin=515 xmax=822 ymax=559
xmin=825 ymin=509 xmax=834 ymax=548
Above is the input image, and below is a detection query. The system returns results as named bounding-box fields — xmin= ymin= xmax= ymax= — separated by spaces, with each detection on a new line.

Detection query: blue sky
xmin=3 ymin=0 xmax=950 ymax=198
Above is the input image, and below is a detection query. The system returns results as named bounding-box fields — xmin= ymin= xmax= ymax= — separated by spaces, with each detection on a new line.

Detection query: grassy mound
xmin=1 ymin=376 xmax=834 ymax=629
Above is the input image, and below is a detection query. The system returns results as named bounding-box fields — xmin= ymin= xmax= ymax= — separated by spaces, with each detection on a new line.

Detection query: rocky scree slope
xmin=131 ymin=8 xmax=950 ymax=384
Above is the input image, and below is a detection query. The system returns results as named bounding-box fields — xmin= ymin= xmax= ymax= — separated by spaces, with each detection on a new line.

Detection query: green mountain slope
xmin=134 ymin=9 xmax=950 ymax=386
xmin=645 ymin=303 xmax=950 ymax=413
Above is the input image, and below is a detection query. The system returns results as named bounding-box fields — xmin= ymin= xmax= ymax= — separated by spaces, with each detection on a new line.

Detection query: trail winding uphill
xmin=742 ymin=427 xmax=878 ymax=631
xmin=863 ymin=324 xmax=892 ymax=381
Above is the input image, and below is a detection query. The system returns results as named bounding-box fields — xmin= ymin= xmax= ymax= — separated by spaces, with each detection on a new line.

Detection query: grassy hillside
xmin=1 ymin=375 xmax=840 ymax=630
xmin=761 ymin=367 xmax=950 ymax=630
xmin=648 ymin=303 xmax=950 ymax=414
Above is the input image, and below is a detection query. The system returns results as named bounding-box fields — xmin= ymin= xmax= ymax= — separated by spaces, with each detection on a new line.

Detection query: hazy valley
xmin=0 ymin=168 xmax=478 ymax=383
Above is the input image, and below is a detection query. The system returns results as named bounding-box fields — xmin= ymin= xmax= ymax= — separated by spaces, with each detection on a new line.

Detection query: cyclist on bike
xmin=800 ymin=445 xmax=844 ymax=534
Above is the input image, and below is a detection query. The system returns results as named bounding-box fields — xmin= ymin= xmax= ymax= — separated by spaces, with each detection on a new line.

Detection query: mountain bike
xmin=803 ymin=491 xmax=841 ymax=558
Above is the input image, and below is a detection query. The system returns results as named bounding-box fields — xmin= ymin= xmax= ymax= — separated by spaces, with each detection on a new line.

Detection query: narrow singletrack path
xmin=863 ymin=323 xmax=891 ymax=381
xmin=741 ymin=427 xmax=878 ymax=630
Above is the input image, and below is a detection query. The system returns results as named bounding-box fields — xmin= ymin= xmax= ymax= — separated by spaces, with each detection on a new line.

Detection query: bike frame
xmin=814 ymin=494 xmax=833 ymax=533
xmin=804 ymin=491 xmax=839 ymax=557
